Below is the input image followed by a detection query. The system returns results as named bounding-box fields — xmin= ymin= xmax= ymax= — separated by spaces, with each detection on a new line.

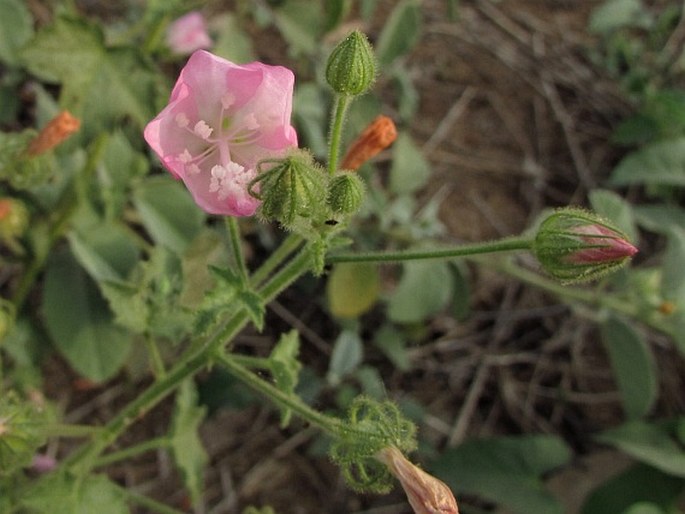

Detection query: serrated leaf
xmin=432 ymin=435 xmax=572 ymax=514
xmin=609 ymin=137 xmax=685 ymax=187
xmin=327 ymin=329 xmax=363 ymax=386
xmin=389 ymin=132 xmax=431 ymax=195
xmin=596 ymin=420 xmax=685 ymax=478
xmin=22 ymin=473 xmax=128 ymax=514
xmin=327 ymin=263 xmax=380 ymax=319
xmin=387 ymin=259 xmax=452 ymax=323
xmin=268 ymin=330 xmax=302 ymax=427
xmin=600 ymin=316 xmax=658 ymax=419
xmin=43 ymin=249 xmax=131 ymax=382
xmin=375 ymin=0 xmax=422 ymax=66
xmin=170 ymin=380 xmax=208 ymax=507
xmin=0 ymin=0 xmax=33 ymax=66
xmin=133 ymin=175 xmax=206 ymax=254
xmin=238 ymin=289 xmax=266 ymax=331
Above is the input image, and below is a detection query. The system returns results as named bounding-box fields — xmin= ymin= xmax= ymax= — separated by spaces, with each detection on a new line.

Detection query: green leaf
xmin=20 ymin=17 xmax=159 ymax=139
xmin=633 ymin=204 xmax=685 ymax=235
xmin=582 ymin=464 xmax=684 ymax=514
xmin=596 ymin=420 xmax=685 ymax=478
xmin=68 ymin=222 xmax=140 ymax=283
xmin=432 ymin=435 xmax=572 ymax=514
xmin=170 ymin=380 xmax=208 ymax=507
xmin=389 ymin=132 xmax=431 ymax=195
xmin=212 ymin=13 xmax=255 ymax=63
xmin=327 ymin=263 xmax=380 ymax=319
xmin=600 ymin=316 xmax=658 ymax=419
xmin=133 ymin=175 xmax=206 ymax=254
xmin=22 ymin=473 xmax=128 ymax=514
xmin=274 ymin=1 xmax=322 ymax=57
xmin=661 ymin=227 xmax=685 ymax=304
xmin=0 ymin=0 xmax=33 ymax=66
xmin=375 ymin=0 xmax=422 ymax=66
xmin=589 ymin=189 xmax=638 ymax=242
xmin=268 ymin=330 xmax=302 ymax=427
xmin=387 ymin=259 xmax=452 ymax=323
xmin=43 ymin=249 xmax=131 ymax=382
xmin=327 ymin=329 xmax=363 ymax=386
xmin=373 ymin=324 xmax=410 ymax=371
xmin=589 ymin=0 xmax=645 ymax=33
xmin=622 ymin=503 xmax=667 ymax=514
xmin=609 ymin=137 xmax=685 ymax=187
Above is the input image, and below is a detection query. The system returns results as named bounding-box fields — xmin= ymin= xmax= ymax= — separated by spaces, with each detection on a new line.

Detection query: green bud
xmin=0 ymin=198 xmax=29 ymax=242
xmin=249 ymin=149 xmax=328 ymax=229
xmin=0 ymin=392 xmax=49 ymax=477
xmin=328 ymin=172 xmax=365 ymax=216
xmin=326 ymin=30 xmax=376 ymax=95
xmin=533 ymin=208 xmax=638 ymax=284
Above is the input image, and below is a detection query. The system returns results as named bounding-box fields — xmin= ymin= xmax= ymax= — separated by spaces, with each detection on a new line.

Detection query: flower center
xmin=173 ymin=93 xmax=263 ymax=197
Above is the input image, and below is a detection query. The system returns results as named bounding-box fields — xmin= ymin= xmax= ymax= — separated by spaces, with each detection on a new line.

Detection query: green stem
xmin=63 ymin=247 xmax=313 ymax=473
xmin=251 ymin=233 xmax=303 ymax=287
xmin=226 ymin=217 xmax=249 ymax=283
xmin=39 ymin=423 xmax=103 ymax=438
xmin=328 ymin=94 xmax=352 ymax=176
xmin=215 ymin=352 xmax=345 ymax=436
xmin=145 ymin=333 xmax=166 ymax=378
xmin=327 ymin=236 xmax=533 ymax=264
xmin=93 ymin=437 xmax=169 ymax=468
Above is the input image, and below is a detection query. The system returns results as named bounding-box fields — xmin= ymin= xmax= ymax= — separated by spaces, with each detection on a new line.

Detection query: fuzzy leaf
xmin=327 ymin=263 xmax=380 ymax=319
xmin=170 ymin=380 xmax=208 ymax=507
xmin=268 ymin=330 xmax=302 ymax=426
xmin=609 ymin=137 xmax=685 ymax=187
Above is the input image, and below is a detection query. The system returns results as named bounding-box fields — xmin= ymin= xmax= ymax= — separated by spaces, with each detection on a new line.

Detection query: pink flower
xmin=166 ymin=12 xmax=213 ymax=55
xmin=565 ymin=224 xmax=638 ymax=264
xmin=144 ymin=50 xmax=298 ymax=216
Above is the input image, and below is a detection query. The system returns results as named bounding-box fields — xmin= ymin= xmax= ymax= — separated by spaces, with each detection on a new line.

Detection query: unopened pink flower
xmin=144 ymin=50 xmax=298 ymax=216
xmin=166 ymin=12 xmax=213 ymax=55
xmin=377 ymin=447 xmax=459 ymax=514
xmin=565 ymin=224 xmax=638 ymax=264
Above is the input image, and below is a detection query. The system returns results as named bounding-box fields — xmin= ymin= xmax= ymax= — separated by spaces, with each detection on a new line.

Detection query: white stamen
xmin=243 ymin=113 xmax=259 ymax=131
xmin=194 ymin=120 xmax=213 ymax=140
xmin=178 ymin=149 xmax=193 ymax=163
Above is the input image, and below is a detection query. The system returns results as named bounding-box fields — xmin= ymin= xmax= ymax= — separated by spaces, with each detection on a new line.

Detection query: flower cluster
xmin=144 ymin=50 xmax=298 ymax=216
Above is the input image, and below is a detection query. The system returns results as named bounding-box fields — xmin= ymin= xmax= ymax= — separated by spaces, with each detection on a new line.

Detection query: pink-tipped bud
xmin=377 ymin=447 xmax=459 ymax=514
xmin=533 ymin=208 xmax=638 ymax=283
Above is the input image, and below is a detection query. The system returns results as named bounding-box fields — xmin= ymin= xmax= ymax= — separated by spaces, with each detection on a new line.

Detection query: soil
xmin=32 ymin=1 xmax=685 ymax=514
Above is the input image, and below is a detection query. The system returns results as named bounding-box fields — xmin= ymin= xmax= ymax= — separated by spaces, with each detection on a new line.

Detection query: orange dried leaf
xmin=341 ymin=115 xmax=397 ymax=171
xmin=27 ymin=111 xmax=81 ymax=156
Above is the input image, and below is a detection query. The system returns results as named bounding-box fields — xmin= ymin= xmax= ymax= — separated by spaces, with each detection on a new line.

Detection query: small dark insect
xmin=325 ymin=219 xmax=339 ymax=226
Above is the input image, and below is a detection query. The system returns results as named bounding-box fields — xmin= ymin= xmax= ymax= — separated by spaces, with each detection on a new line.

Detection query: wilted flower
xmin=341 ymin=115 xmax=397 ymax=171
xmin=166 ymin=11 xmax=213 ymax=55
xmin=144 ymin=50 xmax=298 ymax=216
xmin=377 ymin=447 xmax=459 ymax=514
xmin=26 ymin=111 xmax=80 ymax=156
xmin=533 ymin=208 xmax=638 ymax=283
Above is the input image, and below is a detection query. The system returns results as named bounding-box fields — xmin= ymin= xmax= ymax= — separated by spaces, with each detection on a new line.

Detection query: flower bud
xmin=533 ymin=208 xmax=638 ymax=283
xmin=0 ymin=392 xmax=48 ymax=477
xmin=249 ymin=149 xmax=328 ymax=228
xmin=326 ymin=30 xmax=376 ymax=96
xmin=376 ymin=447 xmax=459 ymax=514
xmin=328 ymin=172 xmax=365 ymax=215
xmin=0 ymin=197 xmax=29 ymax=244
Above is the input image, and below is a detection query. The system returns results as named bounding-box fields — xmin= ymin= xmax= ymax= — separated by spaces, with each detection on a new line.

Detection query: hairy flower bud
xmin=0 ymin=197 xmax=29 ymax=248
xmin=533 ymin=208 xmax=638 ymax=283
xmin=377 ymin=447 xmax=459 ymax=514
xmin=249 ymin=149 xmax=328 ymax=228
xmin=328 ymin=172 xmax=365 ymax=215
xmin=326 ymin=30 xmax=376 ymax=96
